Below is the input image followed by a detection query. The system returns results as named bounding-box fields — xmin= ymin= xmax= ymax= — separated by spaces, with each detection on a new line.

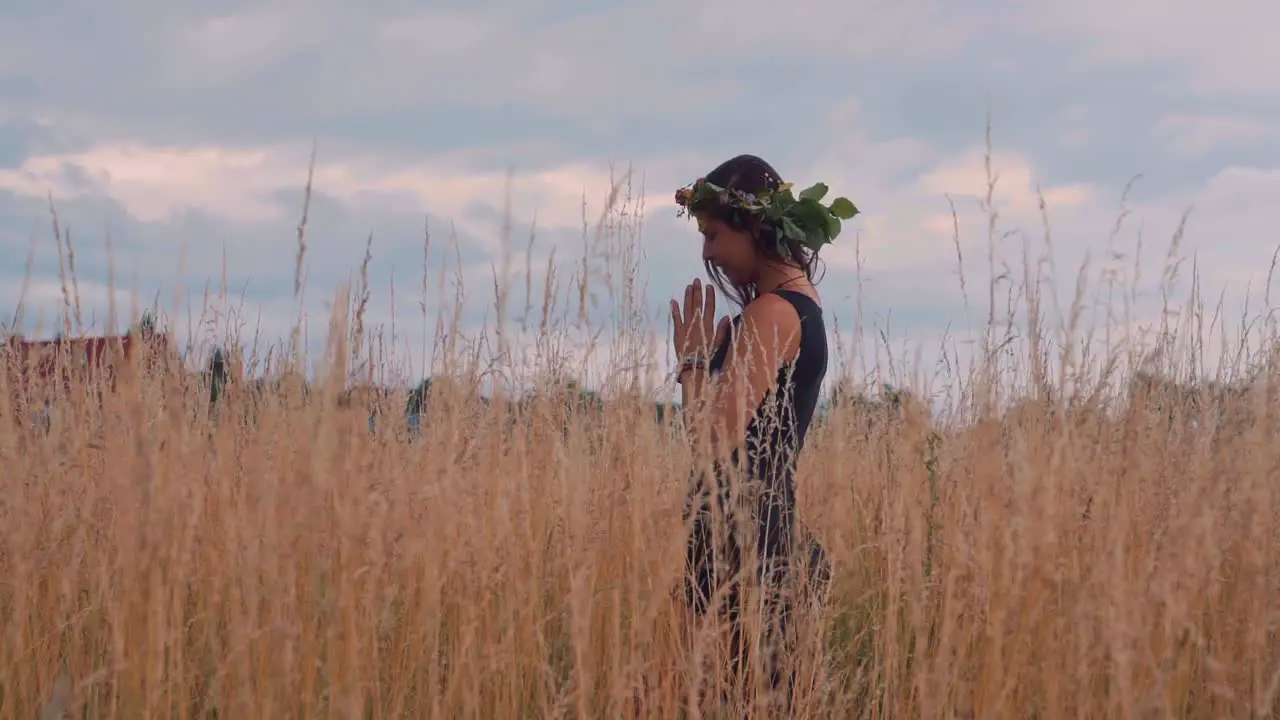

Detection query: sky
xmin=2 ymin=0 xmax=1279 ymax=401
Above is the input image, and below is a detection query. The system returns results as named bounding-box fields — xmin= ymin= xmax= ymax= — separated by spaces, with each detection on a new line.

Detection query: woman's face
xmin=697 ymin=214 xmax=757 ymax=285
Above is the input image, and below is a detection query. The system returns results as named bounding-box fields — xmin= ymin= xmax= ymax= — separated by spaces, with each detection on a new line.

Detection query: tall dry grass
xmin=2 ymin=156 xmax=1280 ymax=719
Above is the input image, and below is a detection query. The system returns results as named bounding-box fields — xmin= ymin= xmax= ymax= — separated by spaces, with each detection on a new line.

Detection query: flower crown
xmin=674 ymin=177 xmax=859 ymax=252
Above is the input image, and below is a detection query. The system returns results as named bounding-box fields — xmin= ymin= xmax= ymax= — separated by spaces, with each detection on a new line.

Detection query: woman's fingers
xmin=676 ymin=278 xmax=724 ymax=354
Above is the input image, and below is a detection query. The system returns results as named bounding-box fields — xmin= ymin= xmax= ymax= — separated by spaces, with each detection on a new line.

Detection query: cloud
xmin=671 ymin=0 xmax=986 ymax=61
xmin=0 ymin=141 xmax=660 ymax=234
xmin=4 ymin=140 xmax=1278 ymax=392
xmin=1154 ymin=114 xmax=1277 ymax=158
xmin=0 ymin=0 xmax=1005 ymax=144
xmin=1014 ymin=0 xmax=1280 ymax=95
xmin=3 ymin=0 xmax=1279 ymax=396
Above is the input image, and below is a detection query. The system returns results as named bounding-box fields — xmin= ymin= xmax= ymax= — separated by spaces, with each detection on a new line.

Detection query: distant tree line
xmin=195 ymin=346 xmax=947 ymax=439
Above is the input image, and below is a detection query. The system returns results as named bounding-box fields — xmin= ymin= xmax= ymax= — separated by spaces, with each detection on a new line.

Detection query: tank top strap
xmin=770 ymin=289 xmax=823 ymax=324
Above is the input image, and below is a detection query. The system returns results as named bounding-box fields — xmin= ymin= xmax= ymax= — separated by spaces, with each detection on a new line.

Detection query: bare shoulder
xmin=743 ymin=292 xmax=801 ymax=320
xmin=738 ymin=293 xmax=803 ymax=344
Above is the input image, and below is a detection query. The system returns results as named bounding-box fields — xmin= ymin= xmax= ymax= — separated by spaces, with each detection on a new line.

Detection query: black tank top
xmin=706 ymin=289 xmax=828 ymax=492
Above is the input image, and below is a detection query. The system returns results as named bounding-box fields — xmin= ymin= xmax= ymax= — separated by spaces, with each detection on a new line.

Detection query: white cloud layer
xmin=2 ymin=0 xmax=1279 ymax=395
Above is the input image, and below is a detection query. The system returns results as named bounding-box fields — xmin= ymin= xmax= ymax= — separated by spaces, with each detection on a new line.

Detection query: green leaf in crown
xmin=674 ymin=177 xmax=859 ymax=253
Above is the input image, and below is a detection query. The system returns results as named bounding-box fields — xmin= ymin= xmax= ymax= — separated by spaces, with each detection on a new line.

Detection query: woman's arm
xmin=688 ymin=295 xmax=802 ymax=463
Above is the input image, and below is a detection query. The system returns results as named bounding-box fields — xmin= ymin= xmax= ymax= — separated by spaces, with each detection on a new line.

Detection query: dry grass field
xmin=2 ymin=178 xmax=1279 ymax=719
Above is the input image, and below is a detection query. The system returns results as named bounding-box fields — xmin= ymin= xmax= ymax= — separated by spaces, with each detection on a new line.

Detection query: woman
xmin=670 ymin=154 xmax=857 ymax=705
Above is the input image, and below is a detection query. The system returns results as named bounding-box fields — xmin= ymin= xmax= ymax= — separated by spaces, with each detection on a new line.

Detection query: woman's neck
xmin=753 ymin=262 xmax=807 ymax=295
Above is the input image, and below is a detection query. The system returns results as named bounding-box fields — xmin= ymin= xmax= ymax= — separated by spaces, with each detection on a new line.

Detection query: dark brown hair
xmin=697 ymin=154 xmax=822 ymax=309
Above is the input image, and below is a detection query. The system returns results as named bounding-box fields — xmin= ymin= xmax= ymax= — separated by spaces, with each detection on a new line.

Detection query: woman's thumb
xmin=715 ymin=316 xmax=730 ymax=345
